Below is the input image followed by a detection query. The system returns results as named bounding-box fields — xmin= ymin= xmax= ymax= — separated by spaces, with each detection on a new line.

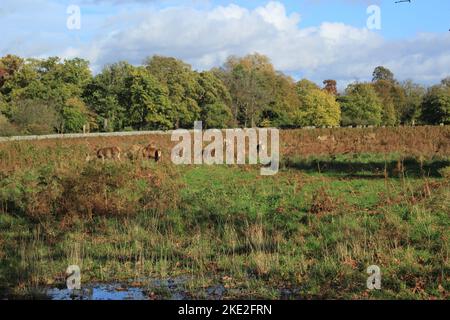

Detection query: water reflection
xmin=31 ymin=278 xmax=226 ymax=300
xmin=46 ymin=284 xmax=148 ymax=300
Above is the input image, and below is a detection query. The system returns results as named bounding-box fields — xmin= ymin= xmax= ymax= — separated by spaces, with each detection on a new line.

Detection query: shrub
xmin=11 ymin=99 xmax=60 ymax=135
xmin=0 ymin=115 xmax=19 ymax=136
xmin=439 ymin=166 xmax=450 ymax=179
xmin=0 ymin=166 xmax=62 ymax=220
xmin=0 ymin=160 xmax=182 ymax=223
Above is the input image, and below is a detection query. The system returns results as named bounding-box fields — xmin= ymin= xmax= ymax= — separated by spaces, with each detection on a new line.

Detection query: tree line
xmin=0 ymin=53 xmax=449 ymax=136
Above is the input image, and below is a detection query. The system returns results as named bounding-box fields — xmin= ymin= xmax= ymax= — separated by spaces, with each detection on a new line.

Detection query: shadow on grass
xmin=0 ymin=256 xmax=36 ymax=298
xmin=283 ymin=157 xmax=450 ymax=178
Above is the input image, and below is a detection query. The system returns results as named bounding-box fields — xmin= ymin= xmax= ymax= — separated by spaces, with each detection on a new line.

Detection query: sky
xmin=1 ymin=0 xmax=449 ymax=88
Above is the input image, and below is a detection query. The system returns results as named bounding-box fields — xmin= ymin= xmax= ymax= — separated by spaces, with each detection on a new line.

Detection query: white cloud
xmin=1 ymin=1 xmax=449 ymax=87
xmin=254 ymin=1 xmax=300 ymax=31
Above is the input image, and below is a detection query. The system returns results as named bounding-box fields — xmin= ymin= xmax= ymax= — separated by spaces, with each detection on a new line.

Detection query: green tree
xmin=83 ymin=61 xmax=134 ymax=131
xmin=261 ymin=74 xmax=300 ymax=128
xmin=6 ymin=57 xmax=90 ymax=104
xmin=339 ymin=83 xmax=383 ymax=126
xmin=1 ymin=59 xmax=39 ymax=100
xmin=297 ymin=79 xmax=320 ymax=92
xmin=0 ymin=55 xmax=24 ymax=89
xmin=0 ymin=93 xmax=9 ymax=117
xmin=1 ymin=56 xmax=92 ymax=133
xmin=218 ymin=54 xmax=290 ymax=127
xmin=296 ymin=80 xmax=341 ymax=127
xmin=372 ymin=80 xmax=401 ymax=126
xmin=442 ymin=77 xmax=450 ymax=88
xmin=0 ymin=68 xmax=6 ymax=88
xmin=401 ymin=80 xmax=426 ymax=124
xmin=372 ymin=65 xmax=407 ymax=125
xmin=61 ymin=97 xmax=94 ymax=133
xmin=372 ymin=66 xmax=395 ymax=83
xmin=420 ymin=84 xmax=450 ymax=125
xmin=197 ymin=71 xmax=234 ymax=128
xmin=201 ymin=102 xmax=234 ymax=129
xmin=145 ymin=56 xmax=201 ymax=128
xmin=126 ymin=68 xmax=173 ymax=130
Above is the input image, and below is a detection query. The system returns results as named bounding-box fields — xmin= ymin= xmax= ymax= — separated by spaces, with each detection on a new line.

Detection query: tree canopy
xmin=372 ymin=66 xmax=396 ymax=83
xmin=296 ymin=80 xmax=341 ymax=127
xmin=339 ymin=83 xmax=383 ymax=126
xmin=0 ymin=54 xmax=447 ymax=135
xmin=421 ymin=84 xmax=450 ymax=125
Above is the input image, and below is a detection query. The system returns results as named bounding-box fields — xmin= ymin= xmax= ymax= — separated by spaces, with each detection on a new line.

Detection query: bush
xmin=0 ymin=161 xmax=182 ymax=223
xmin=0 ymin=115 xmax=19 ymax=136
xmin=439 ymin=166 xmax=450 ymax=179
xmin=59 ymin=163 xmax=142 ymax=218
xmin=11 ymin=99 xmax=60 ymax=135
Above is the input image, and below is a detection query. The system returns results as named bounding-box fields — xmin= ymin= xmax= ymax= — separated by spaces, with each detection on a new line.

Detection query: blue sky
xmin=207 ymin=0 xmax=449 ymax=38
xmin=1 ymin=0 xmax=449 ymax=87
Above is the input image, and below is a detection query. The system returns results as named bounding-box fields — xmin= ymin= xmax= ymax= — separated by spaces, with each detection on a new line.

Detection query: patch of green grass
xmin=0 ymin=153 xmax=449 ymax=299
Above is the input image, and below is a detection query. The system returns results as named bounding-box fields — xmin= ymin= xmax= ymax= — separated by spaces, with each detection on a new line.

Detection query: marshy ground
xmin=0 ymin=127 xmax=449 ymax=299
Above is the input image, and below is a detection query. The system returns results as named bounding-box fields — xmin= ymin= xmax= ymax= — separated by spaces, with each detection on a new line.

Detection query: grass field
xmin=0 ymin=127 xmax=449 ymax=299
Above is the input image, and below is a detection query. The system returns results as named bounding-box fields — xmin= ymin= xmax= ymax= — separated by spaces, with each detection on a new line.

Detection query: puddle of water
xmin=3 ymin=277 xmax=227 ymax=300
xmin=2 ymin=277 xmax=298 ymax=300
xmin=0 ymin=279 xmax=186 ymax=300
xmin=46 ymin=284 xmax=149 ymax=300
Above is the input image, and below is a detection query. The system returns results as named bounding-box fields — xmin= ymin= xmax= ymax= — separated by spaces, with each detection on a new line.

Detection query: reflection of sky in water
xmin=15 ymin=279 xmax=227 ymax=300
xmin=47 ymin=284 xmax=148 ymax=301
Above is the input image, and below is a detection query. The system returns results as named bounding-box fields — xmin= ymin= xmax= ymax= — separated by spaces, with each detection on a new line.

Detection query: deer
xmin=96 ymin=146 xmax=122 ymax=162
xmin=127 ymin=145 xmax=144 ymax=161
xmin=317 ymin=135 xmax=336 ymax=143
xmin=142 ymin=143 xmax=162 ymax=162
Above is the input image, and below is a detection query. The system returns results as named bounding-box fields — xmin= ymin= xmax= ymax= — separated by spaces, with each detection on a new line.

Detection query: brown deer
xmin=317 ymin=135 xmax=336 ymax=143
xmin=96 ymin=146 xmax=122 ymax=162
xmin=142 ymin=143 xmax=162 ymax=162
xmin=127 ymin=145 xmax=143 ymax=160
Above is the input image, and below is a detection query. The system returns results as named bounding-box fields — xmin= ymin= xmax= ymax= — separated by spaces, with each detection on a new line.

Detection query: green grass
xmin=0 ymin=153 xmax=449 ymax=299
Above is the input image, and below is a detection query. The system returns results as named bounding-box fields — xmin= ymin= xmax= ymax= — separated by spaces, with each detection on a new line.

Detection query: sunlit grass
xmin=0 ymin=130 xmax=449 ymax=299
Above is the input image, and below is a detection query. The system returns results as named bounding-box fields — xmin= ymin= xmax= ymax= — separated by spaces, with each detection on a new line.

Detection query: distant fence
xmin=0 ymin=130 xmax=174 ymax=143
xmin=0 ymin=127 xmax=327 ymax=143
xmin=0 ymin=125 xmax=446 ymax=143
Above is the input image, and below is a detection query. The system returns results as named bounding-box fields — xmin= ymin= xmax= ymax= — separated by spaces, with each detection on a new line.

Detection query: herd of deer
xmin=87 ymin=143 xmax=162 ymax=163
xmin=317 ymin=133 xmax=377 ymax=143
xmin=88 ymin=134 xmax=376 ymax=163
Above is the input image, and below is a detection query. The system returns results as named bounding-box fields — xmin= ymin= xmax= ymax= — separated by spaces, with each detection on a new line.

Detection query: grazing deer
xmin=96 ymin=146 xmax=122 ymax=162
xmin=317 ymin=135 xmax=335 ymax=142
xmin=365 ymin=133 xmax=377 ymax=142
xmin=127 ymin=145 xmax=143 ymax=160
xmin=142 ymin=143 xmax=162 ymax=162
